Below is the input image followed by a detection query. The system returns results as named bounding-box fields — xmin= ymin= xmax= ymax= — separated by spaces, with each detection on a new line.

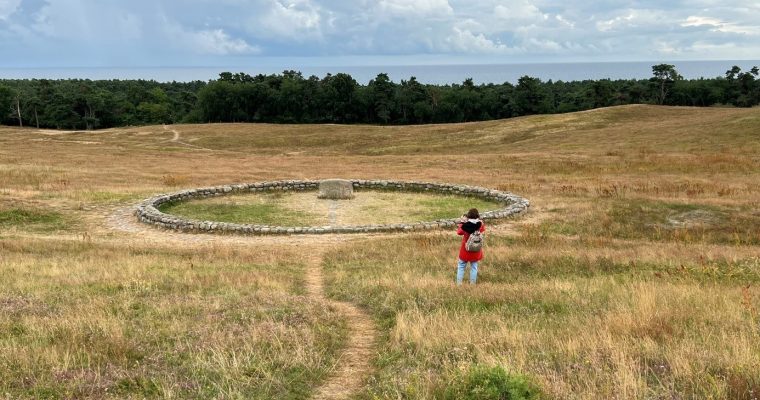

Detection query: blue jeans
xmin=456 ymin=259 xmax=479 ymax=285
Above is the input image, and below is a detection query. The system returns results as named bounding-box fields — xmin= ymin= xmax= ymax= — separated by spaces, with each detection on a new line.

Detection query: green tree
xmin=322 ymin=73 xmax=358 ymax=123
xmin=588 ymin=79 xmax=614 ymax=108
xmin=514 ymin=76 xmax=550 ymax=116
xmin=395 ymin=77 xmax=428 ymax=123
xmin=368 ymin=73 xmax=394 ymax=124
xmin=725 ymin=65 xmax=759 ymax=107
xmin=650 ymin=64 xmax=682 ymax=105
xmin=0 ymin=85 xmax=14 ymax=126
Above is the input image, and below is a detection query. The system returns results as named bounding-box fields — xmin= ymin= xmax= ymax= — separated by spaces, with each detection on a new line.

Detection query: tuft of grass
xmin=440 ymin=365 xmax=543 ymax=400
xmin=161 ymin=174 xmax=191 ymax=187
xmin=0 ymin=208 xmax=68 ymax=232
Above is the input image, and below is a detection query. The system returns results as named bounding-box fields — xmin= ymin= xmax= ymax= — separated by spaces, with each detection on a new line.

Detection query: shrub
xmin=440 ymin=365 xmax=543 ymax=400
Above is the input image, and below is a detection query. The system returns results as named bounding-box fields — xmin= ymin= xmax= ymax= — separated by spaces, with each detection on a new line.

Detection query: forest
xmin=0 ymin=64 xmax=758 ymax=130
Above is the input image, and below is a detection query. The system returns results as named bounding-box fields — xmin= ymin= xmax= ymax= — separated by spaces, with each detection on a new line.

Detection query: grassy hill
xmin=3 ymin=105 xmax=759 ymax=156
xmin=1 ymin=105 xmax=759 ymax=399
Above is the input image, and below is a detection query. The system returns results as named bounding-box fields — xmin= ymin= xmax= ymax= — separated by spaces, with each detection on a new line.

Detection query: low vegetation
xmin=543 ymin=198 xmax=760 ymax=245
xmin=157 ymin=193 xmax=321 ymax=227
xmin=0 ymin=239 xmax=347 ymax=398
xmin=1 ymin=105 xmax=758 ymax=398
xmin=157 ymin=192 xmax=502 ymax=226
xmin=0 ymin=207 xmax=68 ymax=233
xmin=323 ymin=235 xmax=759 ymax=398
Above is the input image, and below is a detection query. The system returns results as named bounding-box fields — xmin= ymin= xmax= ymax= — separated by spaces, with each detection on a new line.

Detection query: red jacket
xmin=457 ymin=220 xmax=485 ymax=262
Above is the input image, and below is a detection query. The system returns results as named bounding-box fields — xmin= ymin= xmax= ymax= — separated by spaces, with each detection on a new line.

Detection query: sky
xmin=1 ymin=0 xmax=759 ymax=68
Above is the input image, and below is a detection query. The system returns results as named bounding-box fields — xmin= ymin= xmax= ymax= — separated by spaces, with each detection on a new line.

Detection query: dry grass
xmin=158 ymin=191 xmax=501 ymax=227
xmin=1 ymin=104 xmax=760 ymax=398
xmin=0 ymin=239 xmax=347 ymax=399
xmin=323 ymin=236 xmax=760 ymax=399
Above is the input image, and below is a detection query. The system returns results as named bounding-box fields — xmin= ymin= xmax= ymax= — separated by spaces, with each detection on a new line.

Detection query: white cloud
xmin=0 ymin=0 xmax=20 ymax=20
xmin=191 ymin=29 xmax=260 ymax=55
xmin=682 ymin=15 xmax=760 ymax=35
xmin=654 ymin=39 xmax=681 ymax=55
xmin=555 ymin=14 xmax=575 ymax=28
xmin=596 ymin=13 xmax=635 ymax=32
xmin=164 ymin=20 xmax=260 ymax=55
xmin=494 ymin=2 xmax=547 ymax=23
xmin=254 ymin=0 xmax=323 ymax=40
xmin=2 ymin=0 xmax=760 ymax=66
xmin=377 ymin=0 xmax=453 ymax=17
xmin=444 ymin=27 xmax=512 ymax=54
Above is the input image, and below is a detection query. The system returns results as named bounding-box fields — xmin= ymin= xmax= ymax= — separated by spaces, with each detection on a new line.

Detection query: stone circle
xmin=318 ymin=179 xmax=354 ymax=199
xmin=134 ymin=179 xmax=530 ymax=235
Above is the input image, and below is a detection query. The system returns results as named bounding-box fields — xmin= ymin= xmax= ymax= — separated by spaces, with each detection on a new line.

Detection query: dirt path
xmin=304 ymin=249 xmax=378 ymax=400
xmin=162 ymin=125 xmax=212 ymax=151
xmin=101 ymin=200 xmax=535 ymax=399
xmin=103 ymin=205 xmax=378 ymax=398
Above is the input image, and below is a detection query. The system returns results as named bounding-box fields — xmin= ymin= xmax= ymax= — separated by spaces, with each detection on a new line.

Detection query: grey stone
xmin=318 ymin=179 xmax=354 ymax=200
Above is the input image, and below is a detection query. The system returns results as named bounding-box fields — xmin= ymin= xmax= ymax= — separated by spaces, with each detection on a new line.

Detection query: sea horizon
xmin=2 ymin=59 xmax=759 ymax=85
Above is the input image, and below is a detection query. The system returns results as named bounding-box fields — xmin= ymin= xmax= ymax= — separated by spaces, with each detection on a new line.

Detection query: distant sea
xmin=2 ymin=60 xmax=759 ymax=85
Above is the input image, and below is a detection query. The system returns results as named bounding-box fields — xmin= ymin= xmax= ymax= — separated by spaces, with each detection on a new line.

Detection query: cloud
xmin=0 ymin=0 xmax=21 ymax=20
xmin=444 ymin=27 xmax=512 ymax=54
xmin=253 ymin=0 xmax=323 ymax=41
xmin=161 ymin=14 xmax=260 ymax=55
xmin=494 ymin=2 xmax=547 ymax=23
xmin=682 ymin=15 xmax=760 ymax=35
xmin=189 ymin=29 xmax=260 ymax=55
xmin=376 ymin=0 xmax=453 ymax=17
xmin=1 ymin=0 xmax=760 ymax=66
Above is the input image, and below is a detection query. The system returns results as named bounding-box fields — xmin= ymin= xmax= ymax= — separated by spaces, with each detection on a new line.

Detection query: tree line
xmin=1 ymin=64 xmax=757 ymax=130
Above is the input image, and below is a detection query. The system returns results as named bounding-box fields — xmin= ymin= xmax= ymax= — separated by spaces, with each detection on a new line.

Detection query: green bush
xmin=440 ymin=365 xmax=543 ymax=400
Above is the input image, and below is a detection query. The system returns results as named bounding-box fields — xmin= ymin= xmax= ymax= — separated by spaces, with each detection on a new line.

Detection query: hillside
xmin=2 ymin=105 xmax=759 ymax=157
xmin=1 ymin=105 xmax=759 ymax=399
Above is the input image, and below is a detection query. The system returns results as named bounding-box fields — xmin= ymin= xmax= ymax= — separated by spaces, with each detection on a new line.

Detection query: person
xmin=456 ymin=208 xmax=485 ymax=285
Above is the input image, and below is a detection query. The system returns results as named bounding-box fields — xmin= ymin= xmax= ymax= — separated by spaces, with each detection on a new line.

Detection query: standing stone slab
xmin=318 ymin=179 xmax=354 ymax=200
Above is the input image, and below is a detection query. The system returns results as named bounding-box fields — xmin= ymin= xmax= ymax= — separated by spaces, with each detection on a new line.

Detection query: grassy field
xmin=157 ymin=192 xmax=502 ymax=227
xmin=1 ymin=105 xmax=759 ymax=399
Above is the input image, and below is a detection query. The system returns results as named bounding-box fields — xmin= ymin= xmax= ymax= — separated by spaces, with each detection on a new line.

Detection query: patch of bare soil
xmin=666 ymin=209 xmax=722 ymax=229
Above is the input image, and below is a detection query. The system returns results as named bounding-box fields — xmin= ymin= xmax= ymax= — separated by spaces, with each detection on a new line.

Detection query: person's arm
xmin=457 ymin=215 xmax=466 ymax=235
xmin=480 ymin=222 xmax=486 ymax=233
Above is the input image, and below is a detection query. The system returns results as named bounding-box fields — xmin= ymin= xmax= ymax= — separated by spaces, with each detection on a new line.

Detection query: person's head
xmin=466 ymin=208 xmax=480 ymax=219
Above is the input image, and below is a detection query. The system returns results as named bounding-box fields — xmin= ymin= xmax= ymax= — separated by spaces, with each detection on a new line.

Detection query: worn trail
xmin=104 ymin=205 xmax=378 ymax=399
xmin=305 ymin=249 xmax=378 ymax=400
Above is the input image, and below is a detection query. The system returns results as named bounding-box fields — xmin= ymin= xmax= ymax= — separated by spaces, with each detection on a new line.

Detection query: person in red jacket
xmin=456 ymin=208 xmax=485 ymax=285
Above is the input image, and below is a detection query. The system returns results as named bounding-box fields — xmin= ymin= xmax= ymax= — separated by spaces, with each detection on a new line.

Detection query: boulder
xmin=318 ymin=179 xmax=354 ymax=200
